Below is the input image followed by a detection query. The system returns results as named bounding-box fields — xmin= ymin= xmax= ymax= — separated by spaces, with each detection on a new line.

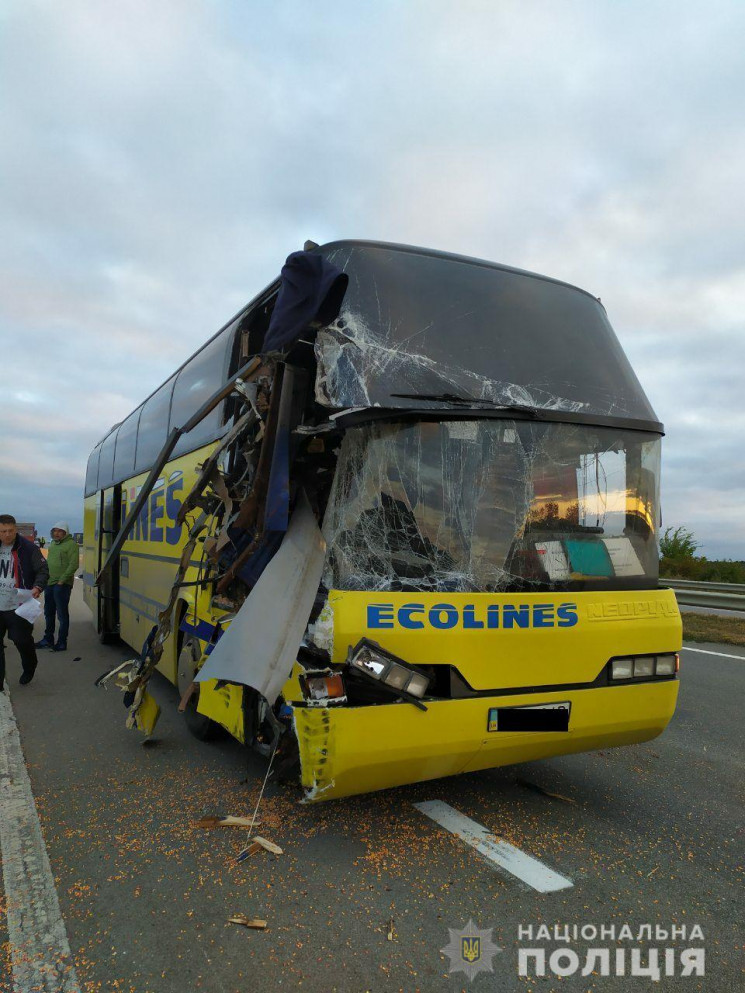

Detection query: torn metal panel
xmin=175 ymin=405 xmax=258 ymax=526
xmin=196 ymin=680 xmax=245 ymax=740
xmin=97 ymin=355 xmax=264 ymax=585
xmin=130 ymin=690 xmax=160 ymax=736
xmin=94 ymin=509 xmax=210 ymax=732
xmin=195 ymin=493 xmax=326 ymax=704
xmin=322 ymin=419 xmax=661 ymax=594
xmin=216 ymin=365 xmax=286 ymax=592
xmin=305 ymin=598 xmax=334 ymax=654
xmin=264 ymin=366 xmax=296 ymax=531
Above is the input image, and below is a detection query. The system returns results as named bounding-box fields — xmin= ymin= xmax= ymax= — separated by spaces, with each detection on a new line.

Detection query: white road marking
xmin=414 ymin=799 xmax=573 ymax=893
xmin=681 ymin=646 xmax=745 ymax=661
xmin=0 ymin=690 xmax=81 ymax=992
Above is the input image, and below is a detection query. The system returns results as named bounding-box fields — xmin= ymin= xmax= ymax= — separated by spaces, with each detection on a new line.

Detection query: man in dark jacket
xmin=0 ymin=514 xmax=49 ymax=688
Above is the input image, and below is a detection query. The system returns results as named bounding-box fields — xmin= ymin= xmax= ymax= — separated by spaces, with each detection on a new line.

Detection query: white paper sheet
xmin=602 ymin=537 xmax=644 ymax=576
xmin=534 ymin=540 xmax=571 ymax=580
xmin=16 ymin=597 xmax=43 ymax=623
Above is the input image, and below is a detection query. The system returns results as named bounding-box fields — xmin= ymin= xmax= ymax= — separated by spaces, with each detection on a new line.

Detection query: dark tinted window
xmin=98 ymin=428 xmax=119 ymax=491
xmin=85 ymin=445 xmax=101 ymax=496
xmin=319 ymin=244 xmax=657 ymax=425
xmin=135 ymin=376 xmax=176 ymax=473
xmin=113 ymin=409 xmax=141 ymax=481
xmin=170 ymin=323 xmax=235 ymax=458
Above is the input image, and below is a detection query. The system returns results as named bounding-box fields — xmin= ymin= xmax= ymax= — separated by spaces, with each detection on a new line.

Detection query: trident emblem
xmin=442 ymin=920 xmax=501 ymax=980
xmin=461 ymin=936 xmax=481 ymax=963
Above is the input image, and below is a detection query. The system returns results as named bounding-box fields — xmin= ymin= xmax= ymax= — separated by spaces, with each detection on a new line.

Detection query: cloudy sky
xmin=1 ymin=0 xmax=743 ymax=558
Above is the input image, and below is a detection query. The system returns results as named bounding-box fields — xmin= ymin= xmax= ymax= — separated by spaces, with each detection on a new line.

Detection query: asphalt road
xmin=1 ymin=585 xmax=742 ymax=992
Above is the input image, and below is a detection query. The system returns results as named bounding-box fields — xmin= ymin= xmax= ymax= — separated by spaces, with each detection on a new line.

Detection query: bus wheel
xmin=178 ymin=638 xmax=218 ymax=741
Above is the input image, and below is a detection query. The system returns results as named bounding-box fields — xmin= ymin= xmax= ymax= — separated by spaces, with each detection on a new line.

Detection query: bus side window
xmin=114 ymin=409 xmax=141 ymax=482
xmin=135 ymin=377 xmax=176 ymax=474
xmin=85 ymin=445 xmax=101 ymax=497
xmin=98 ymin=428 xmax=119 ymax=491
xmin=170 ymin=325 xmax=235 ymax=459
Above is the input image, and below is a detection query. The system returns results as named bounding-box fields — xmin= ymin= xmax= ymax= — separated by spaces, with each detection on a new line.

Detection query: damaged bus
xmin=84 ymin=241 xmax=681 ymax=801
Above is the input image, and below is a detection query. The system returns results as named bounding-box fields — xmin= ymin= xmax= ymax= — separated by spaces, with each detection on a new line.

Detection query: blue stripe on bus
xmin=180 ymin=617 xmax=218 ymax=643
xmin=118 ymin=595 xmax=159 ymax=625
xmin=119 ymin=550 xmax=204 ymax=568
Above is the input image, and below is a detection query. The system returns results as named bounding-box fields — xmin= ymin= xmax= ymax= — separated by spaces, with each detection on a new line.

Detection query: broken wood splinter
xmin=228 ymin=915 xmax=267 ymax=930
xmin=253 ymin=835 xmax=283 ymax=855
xmin=193 ymin=815 xmax=263 ymax=829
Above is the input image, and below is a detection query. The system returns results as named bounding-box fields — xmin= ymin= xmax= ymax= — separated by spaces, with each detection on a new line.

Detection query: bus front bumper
xmin=294 ymin=679 xmax=679 ymax=802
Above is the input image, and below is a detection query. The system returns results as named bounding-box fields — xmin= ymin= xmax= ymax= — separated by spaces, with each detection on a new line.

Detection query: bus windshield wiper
xmin=390 ymin=392 xmax=539 ymax=416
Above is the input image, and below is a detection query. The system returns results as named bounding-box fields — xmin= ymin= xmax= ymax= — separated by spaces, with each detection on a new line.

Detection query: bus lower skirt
xmin=293 ymin=680 xmax=679 ymax=802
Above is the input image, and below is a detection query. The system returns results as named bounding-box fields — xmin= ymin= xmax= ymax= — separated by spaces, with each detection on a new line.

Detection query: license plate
xmin=487 ymin=701 xmax=571 ymax=732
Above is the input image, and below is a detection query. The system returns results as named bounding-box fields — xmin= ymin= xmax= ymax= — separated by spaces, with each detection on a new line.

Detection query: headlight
xmin=347 ymin=639 xmax=431 ymax=700
xmin=406 ymin=672 xmax=431 ymax=698
xmin=610 ymin=653 xmax=678 ymax=681
xmin=384 ymin=664 xmax=412 ymax=691
xmin=655 ymin=654 xmax=677 ymax=676
xmin=611 ymin=659 xmax=634 ymax=679
xmin=633 ymin=657 xmax=655 ymax=678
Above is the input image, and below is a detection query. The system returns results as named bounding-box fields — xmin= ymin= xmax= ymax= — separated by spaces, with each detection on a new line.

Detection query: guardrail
xmin=660 ymin=578 xmax=745 ymax=612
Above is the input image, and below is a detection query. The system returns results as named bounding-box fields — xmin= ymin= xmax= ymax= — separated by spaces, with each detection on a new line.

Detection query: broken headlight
xmin=305 ymin=673 xmax=346 ymax=701
xmin=347 ymin=639 xmax=431 ymax=700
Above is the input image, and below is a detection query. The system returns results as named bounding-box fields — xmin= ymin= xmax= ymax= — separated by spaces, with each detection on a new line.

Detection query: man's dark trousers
xmin=44 ymin=583 xmax=72 ymax=645
xmin=0 ymin=610 xmax=38 ymax=686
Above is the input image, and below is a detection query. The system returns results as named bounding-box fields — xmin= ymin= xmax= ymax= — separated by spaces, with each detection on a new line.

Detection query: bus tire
xmin=178 ymin=638 xmax=219 ymax=741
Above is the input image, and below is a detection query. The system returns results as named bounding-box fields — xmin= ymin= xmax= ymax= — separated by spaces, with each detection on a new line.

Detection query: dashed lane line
xmin=414 ymin=799 xmax=573 ymax=893
xmin=0 ymin=689 xmax=81 ymax=992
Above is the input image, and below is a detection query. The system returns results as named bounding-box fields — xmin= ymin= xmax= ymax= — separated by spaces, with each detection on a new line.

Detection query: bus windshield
xmin=319 ymin=243 xmax=658 ymax=425
xmin=323 ymin=419 xmax=661 ymax=593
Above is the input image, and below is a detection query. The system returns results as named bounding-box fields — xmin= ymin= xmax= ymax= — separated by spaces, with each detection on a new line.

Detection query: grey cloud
xmin=0 ymin=0 xmax=743 ymax=554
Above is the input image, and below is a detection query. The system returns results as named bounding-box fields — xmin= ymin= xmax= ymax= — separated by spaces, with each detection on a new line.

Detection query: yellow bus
xmin=84 ymin=241 xmax=681 ymax=801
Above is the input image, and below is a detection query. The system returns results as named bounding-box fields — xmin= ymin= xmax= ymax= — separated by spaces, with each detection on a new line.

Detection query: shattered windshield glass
xmin=316 ymin=244 xmax=658 ymax=425
xmin=323 ymin=420 xmax=661 ymax=593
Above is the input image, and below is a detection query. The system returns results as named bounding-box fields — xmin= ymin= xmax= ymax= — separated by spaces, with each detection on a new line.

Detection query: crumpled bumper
xmin=294 ymin=679 xmax=679 ymax=802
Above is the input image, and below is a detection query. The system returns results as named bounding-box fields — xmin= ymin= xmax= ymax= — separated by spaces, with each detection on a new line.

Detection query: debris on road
xmin=234 ymin=835 xmax=283 ymax=862
xmin=192 ymin=815 xmax=262 ymax=829
xmin=517 ymin=779 xmax=577 ymax=804
xmin=235 ymin=841 xmax=262 ymax=861
xmin=228 ymin=915 xmax=267 ymax=930
xmin=252 ymin=836 xmax=283 ymax=855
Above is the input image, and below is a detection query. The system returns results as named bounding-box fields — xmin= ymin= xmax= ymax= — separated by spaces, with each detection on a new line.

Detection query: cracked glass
xmin=323 ymin=420 xmax=660 ymax=593
xmin=316 ymin=244 xmax=658 ymax=425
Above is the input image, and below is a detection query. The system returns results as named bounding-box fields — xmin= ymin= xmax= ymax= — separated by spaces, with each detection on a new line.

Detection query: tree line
xmin=659 ymin=526 xmax=745 ymax=583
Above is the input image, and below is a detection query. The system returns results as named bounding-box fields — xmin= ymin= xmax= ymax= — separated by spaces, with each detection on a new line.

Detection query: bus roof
xmin=91 ymin=239 xmax=659 ymax=458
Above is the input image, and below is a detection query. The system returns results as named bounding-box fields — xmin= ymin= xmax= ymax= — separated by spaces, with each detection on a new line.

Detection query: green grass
xmin=682 ymin=612 xmax=745 ymax=648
